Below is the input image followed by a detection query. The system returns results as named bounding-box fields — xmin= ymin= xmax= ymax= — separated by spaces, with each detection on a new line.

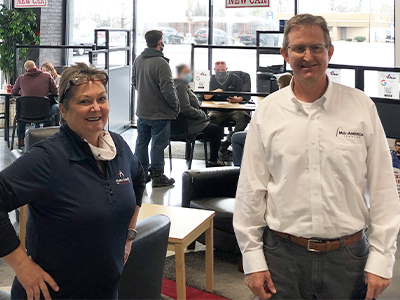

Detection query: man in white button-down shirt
xmin=233 ymin=14 xmax=400 ymax=300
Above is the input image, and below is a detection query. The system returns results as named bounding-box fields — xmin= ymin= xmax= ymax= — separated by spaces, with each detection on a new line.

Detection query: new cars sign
xmin=15 ymin=0 xmax=47 ymax=8
xmin=226 ymin=0 xmax=269 ymax=8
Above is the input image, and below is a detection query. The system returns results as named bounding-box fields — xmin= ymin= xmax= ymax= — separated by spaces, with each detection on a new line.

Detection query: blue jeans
xmin=18 ymin=104 xmax=60 ymax=138
xmin=232 ymin=131 xmax=247 ymax=166
xmin=0 ymin=290 xmax=10 ymax=300
xmin=135 ymin=118 xmax=170 ymax=175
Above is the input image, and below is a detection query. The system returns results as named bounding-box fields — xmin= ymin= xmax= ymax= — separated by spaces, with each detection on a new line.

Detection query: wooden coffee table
xmin=138 ymin=203 xmax=215 ymax=300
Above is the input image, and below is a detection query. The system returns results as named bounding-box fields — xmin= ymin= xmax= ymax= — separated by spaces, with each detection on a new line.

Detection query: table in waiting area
xmin=198 ymin=92 xmax=265 ymax=112
xmin=0 ymin=90 xmax=11 ymax=148
xmin=201 ymin=100 xmax=259 ymax=111
xmin=138 ymin=203 xmax=215 ymax=300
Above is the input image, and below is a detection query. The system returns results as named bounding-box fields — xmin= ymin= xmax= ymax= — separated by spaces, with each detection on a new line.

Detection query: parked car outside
xmin=240 ymin=33 xmax=279 ymax=47
xmin=158 ymin=27 xmax=184 ymax=44
xmin=194 ymin=28 xmax=234 ymax=46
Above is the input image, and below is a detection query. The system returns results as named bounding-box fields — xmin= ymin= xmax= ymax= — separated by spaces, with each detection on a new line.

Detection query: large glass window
xmin=136 ymin=0 xmax=209 ymax=76
xmin=71 ymin=0 xmax=133 ymax=64
xmin=209 ymin=0 xmax=295 ymax=91
xmin=299 ymin=0 xmax=395 ymax=67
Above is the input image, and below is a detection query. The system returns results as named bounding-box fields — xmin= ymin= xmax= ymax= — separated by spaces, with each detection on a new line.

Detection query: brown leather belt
xmin=271 ymin=229 xmax=364 ymax=252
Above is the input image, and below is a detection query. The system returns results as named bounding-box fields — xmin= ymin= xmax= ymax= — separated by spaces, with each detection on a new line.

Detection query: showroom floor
xmin=0 ymin=128 xmax=399 ymax=299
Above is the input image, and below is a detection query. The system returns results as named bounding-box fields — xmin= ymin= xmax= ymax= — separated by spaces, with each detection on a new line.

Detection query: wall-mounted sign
xmin=378 ymin=72 xmax=399 ymax=99
xmin=226 ymin=0 xmax=269 ymax=8
xmin=194 ymin=70 xmax=210 ymax=91
xmin=15 ymin=0 xmax=47 ymax=8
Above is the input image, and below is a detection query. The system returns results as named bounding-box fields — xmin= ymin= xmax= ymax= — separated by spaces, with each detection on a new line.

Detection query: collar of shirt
xmin=289 ymin=76 xmax=333 ymax=113
xmin=61 ymin=125 xmax=122 ymax=162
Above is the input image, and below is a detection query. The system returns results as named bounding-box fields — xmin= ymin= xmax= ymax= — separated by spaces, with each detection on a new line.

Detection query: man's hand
xmin=214 ymin=88 xmax=223 ymax=93
xmin=245 ymin=270 xmax=276 ymax=300
xmin=124 ymin=240 xmax=133 ymax=265
xmin=365 ymin=272 xmax=391 ymax=300
xmin=227 ymin=96 xmax=243 ymax=103
xmin=15 ymin=256 xmax=59 ymax=300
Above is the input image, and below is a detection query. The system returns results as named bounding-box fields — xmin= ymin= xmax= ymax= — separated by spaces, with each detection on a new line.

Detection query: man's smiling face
xmin=281 ymin=25 xmax=334 ymax=85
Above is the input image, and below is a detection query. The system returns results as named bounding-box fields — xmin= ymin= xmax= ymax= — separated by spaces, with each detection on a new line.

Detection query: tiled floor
xmin=1 ymin=128 xmax=400 ymax=299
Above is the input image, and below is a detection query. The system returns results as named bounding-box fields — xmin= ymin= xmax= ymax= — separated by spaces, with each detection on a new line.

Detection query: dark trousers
xmin=232 ymin=131 xmax=247 ymax=166
xmin=263 ymin=227 xmax=368 ymax=300
xmin=209 ymin=110 xmax=251 ymax=144
xmin=201 ymin=122 xmax=224 ymax=162
xmin=135 ymin=118 xmax=170 ymax=175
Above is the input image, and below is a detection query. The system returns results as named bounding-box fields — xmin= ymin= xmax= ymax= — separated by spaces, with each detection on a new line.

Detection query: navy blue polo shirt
xmin=0 ymin=125 xmax=145 ymax=299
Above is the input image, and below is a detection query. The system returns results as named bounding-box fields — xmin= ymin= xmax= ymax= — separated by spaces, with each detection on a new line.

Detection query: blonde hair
xmin=41 ymin=62 xmax=59 ymax=80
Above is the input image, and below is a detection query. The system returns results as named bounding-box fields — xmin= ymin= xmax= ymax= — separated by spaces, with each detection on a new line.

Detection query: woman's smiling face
xmin=59 ymin=81 xmax=109 ymax=144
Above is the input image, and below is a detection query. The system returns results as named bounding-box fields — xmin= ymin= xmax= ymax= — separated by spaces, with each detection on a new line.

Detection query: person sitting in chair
xmin=231 ymin=73 xmax=292 ymax=167
xmin=175 ymin=64 xmax=225 ymax=167
xmin=204 ymin=61 xmax=251 ymax=159
xmin=11 ymin=60 xmax=59 ymax=147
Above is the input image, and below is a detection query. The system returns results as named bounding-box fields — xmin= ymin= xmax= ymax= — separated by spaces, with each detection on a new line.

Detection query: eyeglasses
xmin=215 ymin=61 xmax=226 ymax=65
xmin=59 ymin=73 xmax=108 ymax=103
xmin=287 ymin=44 xmax=327 ymax=54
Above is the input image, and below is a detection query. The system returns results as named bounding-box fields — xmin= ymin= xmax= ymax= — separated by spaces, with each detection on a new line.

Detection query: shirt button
xmin=312 ymin=141 xmax=315 ymax=145
xmin=313 ymin=165 xmax=317 ymax=171
xmin=314 ymin=191 xmax=318 ymax=196
xmin=311 ymin=117 xmax=314 ymax=121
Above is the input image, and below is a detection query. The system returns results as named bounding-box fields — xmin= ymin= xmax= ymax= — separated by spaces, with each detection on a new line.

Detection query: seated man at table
xmin=11 ymin=60 xmax=58 ymax=147
xmin=204 ymin=61 xmax=251 ymax=158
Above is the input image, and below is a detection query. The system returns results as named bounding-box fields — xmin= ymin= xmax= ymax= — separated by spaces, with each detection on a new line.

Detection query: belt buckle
xmin=307 ymin=239 xmax=323 ymax=252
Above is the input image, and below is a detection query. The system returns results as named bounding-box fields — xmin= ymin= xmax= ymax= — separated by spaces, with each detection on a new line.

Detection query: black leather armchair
xmin=11 ymin=126 xmax=60 ymax=161
xmin=182 ymin=167 xmax=240 ymax=253
xmin=119 ymin=214 xmax=171 ymax=300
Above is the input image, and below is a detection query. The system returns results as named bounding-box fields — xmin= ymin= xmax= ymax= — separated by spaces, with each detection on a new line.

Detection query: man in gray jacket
xmin=133 ymin=30 xmax=179 ymax=187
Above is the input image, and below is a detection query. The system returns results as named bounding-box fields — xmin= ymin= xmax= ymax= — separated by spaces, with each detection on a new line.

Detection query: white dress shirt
xmin=233 ymin=77 xmax=400 ymax=278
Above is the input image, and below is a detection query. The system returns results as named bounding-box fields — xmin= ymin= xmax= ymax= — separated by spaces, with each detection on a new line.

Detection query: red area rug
xmin=162 ymin=278 xmax=228 ymax=300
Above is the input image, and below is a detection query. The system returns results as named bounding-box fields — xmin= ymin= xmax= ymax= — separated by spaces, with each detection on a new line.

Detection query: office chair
xmin=169 ymin=113 xmax=209 ymax=170
xmin=11 ymin=97 xmax=53 ymax=150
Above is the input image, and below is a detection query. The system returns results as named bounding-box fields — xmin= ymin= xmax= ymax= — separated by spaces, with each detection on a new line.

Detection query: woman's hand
xmin=124 ymin=240 xmax=133 ymax=265
xmin=15 ymin=256 xmax=59 ymax=300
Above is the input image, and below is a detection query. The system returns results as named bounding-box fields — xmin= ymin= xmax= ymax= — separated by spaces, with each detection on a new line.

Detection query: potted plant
xmin=0 ymin=5 xmax=39 ymax=84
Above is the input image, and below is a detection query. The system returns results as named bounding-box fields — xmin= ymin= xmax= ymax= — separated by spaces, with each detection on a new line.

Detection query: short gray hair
xmin=24 ymin=60 xmax=35 ymax=71
xmin=282 ymin=14 xmax=331 ymax=50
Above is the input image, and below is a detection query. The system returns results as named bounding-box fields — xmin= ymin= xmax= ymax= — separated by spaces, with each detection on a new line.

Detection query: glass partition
xmin=71 ymin=0 xmax=133 ymax=63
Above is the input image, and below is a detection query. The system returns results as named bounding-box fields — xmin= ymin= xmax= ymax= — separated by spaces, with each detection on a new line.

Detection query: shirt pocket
xmin=330 ymin=142 xmax=367 ymax=181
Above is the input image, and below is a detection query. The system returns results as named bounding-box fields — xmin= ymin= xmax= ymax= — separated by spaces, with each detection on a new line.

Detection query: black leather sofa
xmin=182 ymin=167 xmax=240 ymax=253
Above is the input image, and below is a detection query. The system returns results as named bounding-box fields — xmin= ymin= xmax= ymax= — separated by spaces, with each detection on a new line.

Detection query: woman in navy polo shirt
xmin=0 ymin=63 xmax=146 ymax=299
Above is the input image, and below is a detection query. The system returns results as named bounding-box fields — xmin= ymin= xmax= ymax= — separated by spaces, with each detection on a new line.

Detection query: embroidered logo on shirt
xmin=336 ymin=127 xmax=364 ymax=139
xmin=116 ymin=170 xmax=130 ymax=185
